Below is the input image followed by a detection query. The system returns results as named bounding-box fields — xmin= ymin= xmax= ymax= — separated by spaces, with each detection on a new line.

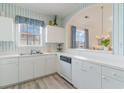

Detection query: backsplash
xmin=0 ymin=42 xmax=63 ymax=55
xmin=18 ymin=43 xmax=59 ymax=54
xmin=0 ymin=41 xmax=17 ymax=55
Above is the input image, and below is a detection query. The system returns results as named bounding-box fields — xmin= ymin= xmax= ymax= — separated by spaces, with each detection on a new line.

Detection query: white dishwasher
xmin=59 ymin=55 xmax=72 ymax=83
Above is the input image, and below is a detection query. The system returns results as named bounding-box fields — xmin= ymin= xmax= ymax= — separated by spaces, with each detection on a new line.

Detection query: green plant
xmin=101 ymin=39 xmax=110 ymax=47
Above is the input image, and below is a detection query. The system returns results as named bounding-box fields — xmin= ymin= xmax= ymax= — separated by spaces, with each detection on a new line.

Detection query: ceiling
xmin=14 ymin=3 xmax=82 ymax=17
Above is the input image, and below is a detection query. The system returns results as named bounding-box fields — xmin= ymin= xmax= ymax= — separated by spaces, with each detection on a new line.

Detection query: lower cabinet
xmin=72 ymin=58 xmax=101 ymax=89
xmin=2 ymin=54 xmax=124 ymax=89
xmin=102 ymin=75 xmax=124 ymax=89
xmin=34 ymin=56 xmax=46 ymax=78
xmin=0 ymin=58 xmax=18 ymax=87
xmin=72 ymin=58 xmax=82 ymax=88
xmin=45 ymin=55 xmax=57 ymax=75
xmin=19 ymin=54 xmax=57 ymax=82
xmin=102 ymin=66 xmax=124 ymax=89
xmin=19 ymin=57 xmax=34 ymax=82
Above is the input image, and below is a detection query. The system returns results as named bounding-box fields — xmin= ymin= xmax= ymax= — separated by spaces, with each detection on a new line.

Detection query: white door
xmin=34 ymin=56 xmax=46 ymax=78
xmin=56 ymin=54 xmax=61 ymax=74
xmin=0 ymin=17 xmax=14 ymax=41
xmin=80 ymin=62 xmax=101 ymax=89
xmin=45 ymin=26 xmax=65 ymax=43
xmin=19 ymin=57 xmax=34 ymax=82
xmin=45 ymin=55 xmax=57 ymax=75
xmin=102 ymin=75 xmax=124 ymax=89
xmin=72 ymin=58 xmax=82 ymax=88
xmin=72 ymin=58 xmax=101 ymax=89
xmin=0 ymin=58 xmax=18 ymax=87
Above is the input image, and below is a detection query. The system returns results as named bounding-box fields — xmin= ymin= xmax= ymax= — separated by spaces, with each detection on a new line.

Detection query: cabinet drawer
xmin=73 ymin=58 xmax=101 ymax=73
xmin=0 ymin=58 xmax=18 ymax=64
xmin=102 ymin=75 xmax=124 ymax=89
xmin=102 ymin=66 xmax=124 ymax=82
xmin=86 ymin=62 xmax=101 ymax=74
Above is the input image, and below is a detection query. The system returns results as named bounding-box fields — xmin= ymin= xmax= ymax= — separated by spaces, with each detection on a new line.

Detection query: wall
xmin=66 ymin=4 xmax=112 ymax=49
xmin=0 ymin=4 xmax=54 ymax=24
xmin=0 ymin=3 xmax=59 ymax=54
xmin=65 ymin=3 xmax=124 ymax=56
xmin=62 ymin=3 xmax=94 ymax=27
xmin=64 ymin=4 xmax=95 ymax=49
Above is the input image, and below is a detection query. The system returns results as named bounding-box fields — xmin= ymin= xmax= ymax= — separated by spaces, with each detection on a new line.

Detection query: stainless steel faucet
xmin=30 ymin=49 xmax=43 ymax=55
xmin=30 ymin=49 xmax=36 ymax=55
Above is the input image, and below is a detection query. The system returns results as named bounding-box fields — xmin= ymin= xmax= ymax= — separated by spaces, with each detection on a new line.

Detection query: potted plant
xmin=101 ymin=38 xmax=110 ymax=51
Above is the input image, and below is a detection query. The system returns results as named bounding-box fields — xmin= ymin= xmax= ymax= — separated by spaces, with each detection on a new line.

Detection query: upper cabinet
xmin=0 ymin=16 xmax=14 ymax=41
xmin=45 ymin=25 xmax=65 ymax=43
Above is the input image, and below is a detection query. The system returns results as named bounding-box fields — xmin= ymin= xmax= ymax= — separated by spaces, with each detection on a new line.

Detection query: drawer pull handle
xmin=112 ymin=73 xmax=117 ymax=76
xmin=102 ymin=76 xmax=106 ymax=79
xmin=89 ymin=66 xmax=93 ymax=69
xmin=81 ymin=68 xmax=87 ymax=72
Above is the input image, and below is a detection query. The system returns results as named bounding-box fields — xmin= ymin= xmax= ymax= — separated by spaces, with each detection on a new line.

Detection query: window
xmin=15 ymin=16 xmax=44 ymax=46
xmin=76 ymin=30 xmax=86 ymax=48
xmin=71 ymin=25 xmax=89 ymax=49
xmin=19 ymin=24 xmax=42 ymax=46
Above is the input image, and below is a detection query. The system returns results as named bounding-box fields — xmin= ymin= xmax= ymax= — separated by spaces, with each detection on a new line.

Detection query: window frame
xmin=18 ymin=24 xmax=43 ymax=47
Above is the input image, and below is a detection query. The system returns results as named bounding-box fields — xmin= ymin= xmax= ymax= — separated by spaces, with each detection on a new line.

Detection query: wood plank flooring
xmin=5 ymin=74 xmax=75 ymax=89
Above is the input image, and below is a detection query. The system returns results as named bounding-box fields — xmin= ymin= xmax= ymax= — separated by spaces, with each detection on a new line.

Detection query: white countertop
xmin=58 ymin=52 xmax=124 ymax=71
xmin=1 ymin=51 xmax=124 ymax=71
xmin=0 ymin=54 xmax=20 ymax=59
xmin=0 ymin=52 xmax=57 ymax=59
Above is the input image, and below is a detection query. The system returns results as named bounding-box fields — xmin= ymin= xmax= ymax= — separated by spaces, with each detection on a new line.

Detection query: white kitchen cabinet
xmin=56 ymin=54 xmax=61 ymax=74
xmin=0 ymin=16 xmax=14 ymax=41
xmin=19 ymin=55 xmax=57 ymax=82
xmin=72 ymin=58 xmax=82 ymax=88
xmin=19 ymin=57 xmax=34 ymax=82
xmin=45 ymin=55 xmax=57 ymax=75
xmin=45 ymin=25 xmax=65 ymax=43
xmin=0 ymin=58 xmax=18 ymax=87
xmin=34 ymin=56 xmax=46 ymax=78
xmin=72 ymin=58 xmax=101 ymax=89
xmin=102 ymin=75 xmax=124 ymax=89
xmin=102 ymin=66 xmax=124 ymax=89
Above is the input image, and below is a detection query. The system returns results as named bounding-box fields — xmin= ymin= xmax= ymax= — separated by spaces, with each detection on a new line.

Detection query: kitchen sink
xmin=20 ymin=52 xmax=44 ymax=56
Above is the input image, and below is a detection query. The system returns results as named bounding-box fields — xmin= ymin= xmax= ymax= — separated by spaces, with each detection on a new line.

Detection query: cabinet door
xmin=72 ymin=58 xmax=101 ymax=89
xmin=72 ymin=58 xmax=82 ymax=88
xmin=102 ymin=66 xmax=124 ymax=89
xmin=81 ymin=62 xmax=101 ymax=89
xmin=56 ymin=54 xmax=61 ymax=74
xmin=46 ymin=55 xmax=57 ymax=75
xmin=0 ymin=17 xmax=14 ymax=41
xmin=46 ymin=26 xmax=65 ymax=43
xmin=19 ymin=57 xmax=34 ymax=82
xmin=0 ymin=58 xmax=18 ymax=87
xmin=102 ymin=75 xmax=124 ymax=89
xmin=34 ymin=56 xmax=46 ymax=78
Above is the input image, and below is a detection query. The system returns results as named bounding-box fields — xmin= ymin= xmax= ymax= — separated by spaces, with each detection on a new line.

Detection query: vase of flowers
xmin=101 ymin=38 xmax=110 ymax=51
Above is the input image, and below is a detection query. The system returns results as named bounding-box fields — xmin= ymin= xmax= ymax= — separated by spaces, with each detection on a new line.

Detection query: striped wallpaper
xmin=0 ymin=3 xmax=52 ymax=24
xmin=0 ymin=3 xmax=53 ymax=53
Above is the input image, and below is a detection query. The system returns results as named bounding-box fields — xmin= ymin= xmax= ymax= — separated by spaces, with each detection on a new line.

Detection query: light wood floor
xmin=5 ymin=74 xmax=75 ymax=89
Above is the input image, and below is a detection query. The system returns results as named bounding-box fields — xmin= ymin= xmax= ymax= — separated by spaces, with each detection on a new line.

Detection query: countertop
xmin=0 ymin=52 xmax=57 ymax=59
xmin=1 ymin=51 xmax=124 ymax=71
xmin=58 ymin=52 xmax=124 ymax=71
